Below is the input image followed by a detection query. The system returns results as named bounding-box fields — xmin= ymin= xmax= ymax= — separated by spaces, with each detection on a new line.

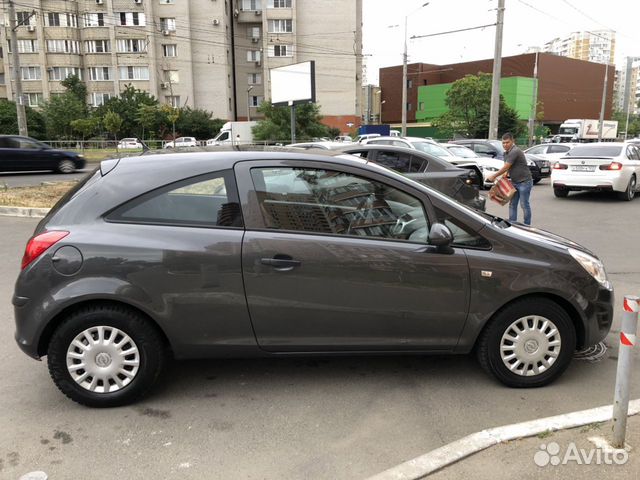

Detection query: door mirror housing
xmin=428 ymin=222 xmax=453 ymax=247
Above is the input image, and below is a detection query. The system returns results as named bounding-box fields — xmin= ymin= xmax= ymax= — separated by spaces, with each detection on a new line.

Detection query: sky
xmin=362 ymin=0 xmax=640 ymax=85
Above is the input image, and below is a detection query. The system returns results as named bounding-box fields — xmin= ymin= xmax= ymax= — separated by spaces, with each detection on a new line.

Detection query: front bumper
xmin=579 ymin=282 xmax=614 ymax=348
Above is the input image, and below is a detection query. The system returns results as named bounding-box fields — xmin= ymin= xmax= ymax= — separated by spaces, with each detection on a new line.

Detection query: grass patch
xmin=0 ymin=181 xmax=77 ymax=208
xmin=537 ymin=429 xmax=554 ymax=439
xmin=580 ymin=422 xmax=603 ymax=433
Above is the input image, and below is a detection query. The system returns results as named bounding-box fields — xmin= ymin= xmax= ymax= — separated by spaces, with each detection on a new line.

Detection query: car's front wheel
xmin=56 ymin=159 xmax=76 ymax=174
xmin=476 ymin=298 xmax=576 ymax=388
xmin=47 ymin=305 xmax=167 ymax=407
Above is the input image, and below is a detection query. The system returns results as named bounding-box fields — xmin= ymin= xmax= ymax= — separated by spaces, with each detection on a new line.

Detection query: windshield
xmin=412 ymin=142 xmax=451 ymax=158
xmin=448 ymin=146 xmax=478 ymax=158
xmin=559 ymin=127 xmax=579 ymax=135
xmin=567 ymin=145 xmax=622 ymax=157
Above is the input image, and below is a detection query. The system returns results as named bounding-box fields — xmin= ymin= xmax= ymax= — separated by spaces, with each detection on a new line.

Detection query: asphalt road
xmin=0 ymin=169 xmax=94 ymax=188
xmin=1 ymin=179 xmax=639 ymax=479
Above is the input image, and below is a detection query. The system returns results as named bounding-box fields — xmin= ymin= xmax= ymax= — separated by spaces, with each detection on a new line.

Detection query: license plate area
xmin=571 ymin=165 xmax=596 ymax=172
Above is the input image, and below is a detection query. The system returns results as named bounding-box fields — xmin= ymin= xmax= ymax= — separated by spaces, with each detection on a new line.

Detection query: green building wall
xmin=416 ymin=77 xmax=537 ymax=122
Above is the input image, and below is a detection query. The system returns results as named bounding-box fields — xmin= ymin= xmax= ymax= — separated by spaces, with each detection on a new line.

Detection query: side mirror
xmin=428 ymin=222 xmax=453 ymax=247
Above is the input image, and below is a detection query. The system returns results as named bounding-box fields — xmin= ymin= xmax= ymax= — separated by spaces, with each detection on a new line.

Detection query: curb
xmin=0 ymin=206 xmax=50 ymax=218
xmin=367 ymin=399 xmax=640 ymax=480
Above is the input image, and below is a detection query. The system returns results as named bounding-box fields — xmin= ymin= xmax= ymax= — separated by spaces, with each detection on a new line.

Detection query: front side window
xmin=548 ymin=145 xmax=570 ymax=154
xmin=108 ymin=170 xmax=242 ymax=228
xmin=250 ymin=167 xmax=428 ymax=242
xmin=434 ymin=207 xmax=490 ymax=248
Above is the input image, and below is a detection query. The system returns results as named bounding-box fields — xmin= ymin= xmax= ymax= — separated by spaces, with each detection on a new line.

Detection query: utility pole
xmin=8 ymin=0 xmax=28 ymax=136
xmin=598 ymin=62 xmax=609 ymax=141
xmin=401 ymin=15 xmax=408 ymax=137
xmin=622 ymin=56 xmax=639 ymax=140
xmin=488 ymin=0 xmax=505 ymax=140
xmin=527 ymin=52 xmax=539 ymax=146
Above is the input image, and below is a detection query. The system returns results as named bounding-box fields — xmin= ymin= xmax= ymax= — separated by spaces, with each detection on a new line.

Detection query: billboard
xmin=270 ymin=61 xmax=316 ymax=106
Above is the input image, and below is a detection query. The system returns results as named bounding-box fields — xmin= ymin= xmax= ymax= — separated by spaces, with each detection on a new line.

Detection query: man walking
xmin=487 ymin=133 xmax=533 ymax=225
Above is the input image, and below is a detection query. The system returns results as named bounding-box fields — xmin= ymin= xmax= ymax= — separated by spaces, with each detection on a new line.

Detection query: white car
xmin=118 ymin=138 xmax=143 ymax=149
xmin=442 ymin=144 xmax=504 ymax=188
xmin=355 ymin=133 xmax=381 ymax=143
xmin=163 ymin=137 xmax=198 ymax=148
xmin=524 ymin=143 xmax=577 ymax=161
xmin=551 ymin=142 xmax=640 ymax=201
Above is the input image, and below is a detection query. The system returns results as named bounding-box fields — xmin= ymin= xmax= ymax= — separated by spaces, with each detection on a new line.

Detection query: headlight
xmin=484 ymin=166 xmax=499 ymax=172
xmin=526 ymin=159 xmax=535 ymax=166
xmin=568 ymin=248 xmax=609 ymax=288
xmin=77 ymin=154 xmax=84 ymax=158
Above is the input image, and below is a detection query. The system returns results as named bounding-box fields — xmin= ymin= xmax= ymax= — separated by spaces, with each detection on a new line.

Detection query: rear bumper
xmin=551 ymin=171 xmax=628 ymax=192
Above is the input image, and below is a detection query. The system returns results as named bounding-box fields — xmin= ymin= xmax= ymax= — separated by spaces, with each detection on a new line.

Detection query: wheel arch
xmin=472 ymin=292 xmax=586 ymax=351
xmin=37 ymin=299 xmax=173 ymax=358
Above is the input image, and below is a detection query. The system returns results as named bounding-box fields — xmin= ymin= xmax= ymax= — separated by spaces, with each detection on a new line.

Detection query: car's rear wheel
xmin=553 ymin=188 xmax=569 ymax=198
xmin=57 ymin=159 xmax=76 ymax=174
xmin=47 ymin=305 xmax=166 ymax=407
xmin=617 ymin=175 xmax=636 ymax=201
xmin=476 ymin=298 xmax=576 ymax=387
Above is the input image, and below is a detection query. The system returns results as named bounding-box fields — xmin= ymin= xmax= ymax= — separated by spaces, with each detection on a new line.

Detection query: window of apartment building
xmin=82 ymin=13 xmax=106 ymax=27
xmin=16 ymin=12 xmax=36 ymax=26
xmin=162 ymin=44 xmax=177 ymax=57
xmin=248 ymin=73 xmax=262 ymax=85
xmin=241 ymin=0 xmax=261 ymax=10
xmin=269 ymin=0 xmax=292 ymax=8
xmin=268 ymin=19 xmax=292 ymax=33
xmin=16 ymin=40 xmax=38 ymax=53
xmin=26 ymin=93 xmax=43 ymax=107
xmin=85 ymin=40 xmax=111 ymax=53
xmin=0 ymin=47 xmax=3 ymax=58
xmin=46 ymin=40 xmax=80 ymax=53
xmin=48 ymin=67 xmax=82 ymax=81
xmin=117 ymin=39 xmax=148 ymax=53
xmin=160 ymin=18 xmax=176 ymax=31
xmin=268 ymin=44 xmax=292 ymax=57
xmin=119 ymin=12 xmax=146 ymax=26
xmin=0 ymin=73 xmax=5 ymax=85
xmin=247 ymin=50 xmax=261 ymax=62
xmin=250 ymin=95 xmax=263 ymax=107
xmin=166 ymin=95 xmax=180 ymax=108
xmin=88 ymin=67 xmax=112 ymax=81
xmin=91 ymin=92 xmax=113 ymax=107
xmin=119 ymin=66 xmax=150 ymax=80
xmin=46 ymin=13 xmax=78 ymax=27
xmin=21 ymin=66 xmax=41 ymax=81
xmin=163 ymin=70 xmax=179 ymax=84
xmin=248 ymin=26 xmax=260 ymax=40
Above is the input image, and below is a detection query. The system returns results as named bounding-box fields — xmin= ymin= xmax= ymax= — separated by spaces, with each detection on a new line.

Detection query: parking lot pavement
xmin=1 ymin=183 xmax=639 ymax=479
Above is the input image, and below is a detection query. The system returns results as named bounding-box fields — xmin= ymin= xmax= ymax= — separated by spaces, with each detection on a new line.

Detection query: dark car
xmin=449 ymin=139 xmax=505 ymax=160
xmin=526 ymin=154 xmax=552 ymax=184
xmin=0 ymin=135 xmax=86 ymax=174
xmin=338 ymin=144 xmax=485 ymax=211
xmin=14 ymin=150 xmax=613 ymax=407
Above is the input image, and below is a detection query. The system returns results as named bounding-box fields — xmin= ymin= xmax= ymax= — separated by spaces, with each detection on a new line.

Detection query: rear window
xmin=567 ymin=146 xmax=622 ymax=157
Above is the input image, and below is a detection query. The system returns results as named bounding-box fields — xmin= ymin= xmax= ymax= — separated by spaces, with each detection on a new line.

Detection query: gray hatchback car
xmin=14 ymin=150 xmax=613 ymax=407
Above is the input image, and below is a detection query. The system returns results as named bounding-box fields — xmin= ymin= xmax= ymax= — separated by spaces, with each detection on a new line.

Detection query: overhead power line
xmin=410 ymin=23 xmax=496 ymax=40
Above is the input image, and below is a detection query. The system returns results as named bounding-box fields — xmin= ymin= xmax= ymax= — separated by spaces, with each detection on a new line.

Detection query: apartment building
xmin=615 ymin=58 xmax=640 ymax=115
xmin=543 ymin=30 xmax=616 ymax=65
xmin=0 ymin=0 xmax=362 ymax=127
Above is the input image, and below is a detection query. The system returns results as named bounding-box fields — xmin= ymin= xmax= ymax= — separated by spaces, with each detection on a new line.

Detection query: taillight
xmin=553 ymin=163 xmax=568 ymax=170
xmin=21 ymin=231 xmax=69 ymax=270
xmin=599 ymin=162 xmax=623 ymax=170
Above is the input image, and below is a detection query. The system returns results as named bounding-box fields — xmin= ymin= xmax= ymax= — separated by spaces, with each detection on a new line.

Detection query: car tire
xmin=617 ymin=175 xmax=636 ymax=201
xmin=57 ymin=159 xmax=76 ymax=174
xmin=476 ymin=298 xmax=576 ymax=388
xmin=533 ymin=178 xmax=541 ymax=185
xmin=47 ymin=305 xmax=167 ymax=407
xmin=553 ymin=188 xmax=569 ymax=198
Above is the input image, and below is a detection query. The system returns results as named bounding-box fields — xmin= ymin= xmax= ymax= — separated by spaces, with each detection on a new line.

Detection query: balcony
xmin=236 ymin=9 xmax=263 ymax=24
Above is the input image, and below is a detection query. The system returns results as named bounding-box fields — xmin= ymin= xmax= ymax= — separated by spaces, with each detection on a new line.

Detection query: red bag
xmin=488 ymin=176 xmax=516 ymax=205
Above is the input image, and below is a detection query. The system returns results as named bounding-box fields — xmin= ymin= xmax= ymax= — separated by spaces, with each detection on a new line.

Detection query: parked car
xmin=355 ymin=133 xmax=381 ymax=143
xmin=551 ymin=142 xmax=640 ymax=200
xmin=117 ymin=138 xmax=143 ymax=150
xmin=449 ymin=139 xmax=505 ymax=160
xmin=339 ymin=144 xmax=484 ymax=210
xmin=14 ymin=150 xmax=613 ymax=407
xmin=334 ymin=135 xmax=353 ymax=142
xmin=287 ymin=141 xmax=346 ymax=150
xmin=524 ymin=143 xmax=577 ymax=161
xmin=0 ymin=135 xmax=85 ymax=174
xmin=441 ymin=144 xmax=504 ymax=188
xmin=163 ymin=137 xmax=198 ymax=148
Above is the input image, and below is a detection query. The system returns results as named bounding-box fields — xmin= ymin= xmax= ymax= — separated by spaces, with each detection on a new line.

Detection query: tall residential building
xmin=0 ymin=0 xmax=362 ymax=128
xmin=614 ymin=58 xmax=640 ymax=115
xmin=543 ymin=30 xmax=615 ymax=65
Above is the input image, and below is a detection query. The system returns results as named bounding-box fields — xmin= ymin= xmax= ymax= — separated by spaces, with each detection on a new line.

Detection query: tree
xmin=0 ymin=100 xmax=46 ymax=138
xmin=103 ymin=110 xmax=124 ymax=143
xmin=175 ymin=107 xmax=226 ymax=139
xmin=253 ymin=101 xmax=330 ymax=143
xmin=95 ymin=85 xmax=157 ymax=138
xmin=41 ymin=94 xmax=86 ymax=139
xmin=61 ymin=75 xmax=88 ymax=114
xmin=434 ymin=73 xmax=524 ymax=139
xmin=70 ymin=118 xmax=100 ymax=142
xmin=136 ymin=104 xmax=161 ymax=141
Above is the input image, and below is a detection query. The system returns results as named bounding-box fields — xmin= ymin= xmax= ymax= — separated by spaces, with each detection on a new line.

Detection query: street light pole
xmin=598 ymin=63 xmax=609 ymax=142
xmin=247 ymin=85 xmax=254 ymax=122
xmin=527 ymin=52 xmax=539 ymax=146
xmin=401 ymin=15 xmax=408 ymax=137
xmin=488 ymin=0 xmax=505 ymax=140
xmin=8 ymin=0 xmax=28 ymax=136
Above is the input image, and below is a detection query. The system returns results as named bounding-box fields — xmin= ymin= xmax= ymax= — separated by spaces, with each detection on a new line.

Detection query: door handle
xmin=260 ymin=256 xmax=301 ymax=271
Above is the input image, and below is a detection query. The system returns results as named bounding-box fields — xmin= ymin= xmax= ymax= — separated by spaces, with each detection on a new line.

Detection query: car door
xmin=0 ymin=137 xmax=23 ymax=171
xmin=235 ymin=159 xmax=471 ymax=352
